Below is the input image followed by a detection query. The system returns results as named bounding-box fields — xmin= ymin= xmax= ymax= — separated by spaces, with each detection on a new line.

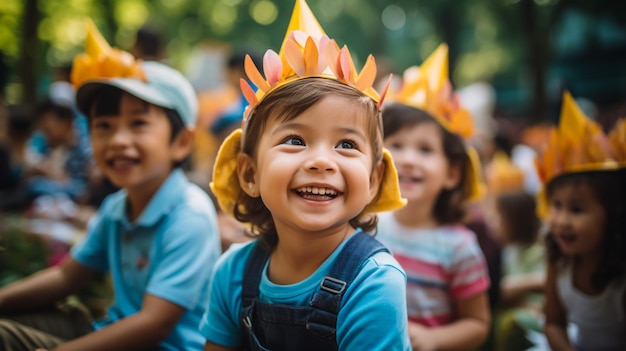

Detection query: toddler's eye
xmin=388 ymin=143 xmax=402 ymax=150
xmin=419 ymin=146 xmax=432 ymax=154
xmin=92 ymin=121 xmax=110 ymax=130
xmin=132 ymin=119 xmax=148 ymax=127
xmin=570 ymin=205 xmax=584 ymax=214
xmin=337 ymin=140 xmax=357 ymax=149
xmin=283 ymin=136 xmax=305 ymax=146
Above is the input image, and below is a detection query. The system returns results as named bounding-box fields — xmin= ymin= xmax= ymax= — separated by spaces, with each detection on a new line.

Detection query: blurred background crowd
xmin=0 ymin=0 xmax=625 ymax=350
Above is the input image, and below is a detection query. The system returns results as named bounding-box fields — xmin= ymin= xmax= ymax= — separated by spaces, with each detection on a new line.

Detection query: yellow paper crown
xmin=390 ymin=44 xmax=474 ymax=139
xmin=534 ymin=91 xmax=626 ymax=217
xmin=239 ymin=0 xmax=389 ymax=124
xmin=71 ymin=19 xmax=145 ymax=89
xmin=534 ymin=91 xmax=621 ymax=184
xmin=486 ymin=151 xmax=525 ymax=195
xmin=388 ymin=43 xmax=485 ymax=202
xmin=608 ymin=117 xmax=626 ymax=164
xmin=210 ymin=0 xmax=405 ymax=220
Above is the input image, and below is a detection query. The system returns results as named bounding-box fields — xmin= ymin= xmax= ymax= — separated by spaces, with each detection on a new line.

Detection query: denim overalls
xmin=239 ymin=232 xmax=388 ymax=351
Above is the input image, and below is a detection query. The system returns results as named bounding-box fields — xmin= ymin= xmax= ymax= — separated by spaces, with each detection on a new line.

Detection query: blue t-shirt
xmin=199 ymin=231 xmax=411 ymax=350
xmin=71 ymin=169 xmax=221 ymax=351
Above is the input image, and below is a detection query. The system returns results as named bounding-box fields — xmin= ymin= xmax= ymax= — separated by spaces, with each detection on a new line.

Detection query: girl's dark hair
xmin=545 ymin=171 xmax=626 ymax=290
xmin=496 ymin=191 xmax=541 ymax=246
xmin=87 ymin=85 xmax=187 ymax=168
xmin=382 ymin=103 xmax=469 ymax=224
xmin=234 ymin=77 xmax=383 ymax=248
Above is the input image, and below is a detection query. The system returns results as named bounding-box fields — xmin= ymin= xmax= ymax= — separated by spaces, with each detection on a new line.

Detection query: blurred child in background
xmin=377 ymin=45 xmax=491 ymax=351
xmin=538 ymin=93 xmax=626 ymax=351
xmin=485 ymin=152 xmax=545 ymax=350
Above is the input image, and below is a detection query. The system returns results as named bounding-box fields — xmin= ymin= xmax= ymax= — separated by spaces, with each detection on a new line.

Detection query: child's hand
xmin=408 ymin=322 xmax=437 ymax=351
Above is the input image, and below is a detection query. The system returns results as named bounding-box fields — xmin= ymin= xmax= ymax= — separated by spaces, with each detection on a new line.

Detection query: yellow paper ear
xmin=364 ymin=148 xmax=407 ymax=213
xmin=210 ymin=129 xmax=244 ymax=216
xmin=465 ymin=146 xmax=487 ymax=202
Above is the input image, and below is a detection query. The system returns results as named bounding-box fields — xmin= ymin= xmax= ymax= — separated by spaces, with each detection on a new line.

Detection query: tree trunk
xmin=521 ymin=0 xmax=548 ymax=124
xmin=19 ymin=0 xmax=40 ymax=105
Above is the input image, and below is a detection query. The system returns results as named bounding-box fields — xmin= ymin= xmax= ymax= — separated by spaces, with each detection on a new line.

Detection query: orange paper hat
xmin=535 ymin=91 xmax=626 ymax=216
xmin=210 ymin=0 xmax=405 ymax=220
xmin=239 ymin=0 xmax=390 ymax=126
xmin=486 ymin=151 xmax=525 ymax=195
xmin=71 ymin=19 xmax=145 ymax=89
xmin=388 ymin=44 xmax=486 ymax=202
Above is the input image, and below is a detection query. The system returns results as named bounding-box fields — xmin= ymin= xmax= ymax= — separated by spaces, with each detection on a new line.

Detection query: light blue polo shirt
xmin=71 ymin=169 xmax=221 ymax=351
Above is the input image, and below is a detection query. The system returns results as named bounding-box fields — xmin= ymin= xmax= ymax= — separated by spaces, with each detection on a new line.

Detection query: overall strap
xmin=241 ymin=241 xmax=271 ymax=306
xmin=307 ymin=232 xmax=388 ymax=335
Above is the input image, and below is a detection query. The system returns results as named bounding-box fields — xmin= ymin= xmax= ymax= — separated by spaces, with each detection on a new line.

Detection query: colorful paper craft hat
xmin=486 ymin=151 xmax=525 ymax=195
xmin=535 ymin=91 xmax=626 ymax=217
xmin=210 ymin=0 xmax=406 ymax=219
xmin=388 ymin=44 xmax=486 ymax=202
xmin=72 ymin=19 xmax=198 ymax=126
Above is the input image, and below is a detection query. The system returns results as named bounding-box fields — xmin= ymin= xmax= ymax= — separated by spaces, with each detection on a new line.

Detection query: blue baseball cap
xmin=76 ymin=61 xmax=198 ymax=127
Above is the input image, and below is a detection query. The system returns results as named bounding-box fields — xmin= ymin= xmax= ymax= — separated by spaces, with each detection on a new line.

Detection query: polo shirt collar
xmin=110 ymin=168 xmax=188 ymax=227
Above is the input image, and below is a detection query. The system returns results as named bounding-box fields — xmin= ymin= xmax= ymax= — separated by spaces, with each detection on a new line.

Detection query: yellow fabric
xmin=210 ymin=129 xmax=406 ymax=219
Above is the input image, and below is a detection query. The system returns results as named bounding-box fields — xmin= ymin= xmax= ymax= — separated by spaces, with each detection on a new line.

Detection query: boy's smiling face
xmin=90 ymin=93 xmax=191 ymax=197
xmin=238 ymin=95 xmax=383 ymax=237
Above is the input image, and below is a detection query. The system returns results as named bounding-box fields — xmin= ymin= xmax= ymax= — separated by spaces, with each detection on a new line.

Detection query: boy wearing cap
xmin=0 ymin=22 xmax=221 ymax=351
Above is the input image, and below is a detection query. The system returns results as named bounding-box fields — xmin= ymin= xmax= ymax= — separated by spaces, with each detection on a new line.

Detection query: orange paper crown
xmin=534 ymin=91 xmax=622 ymax=184
xmin=608 ymin=117 xmax=626 ymax=164
xmin=534 ymin=91 xmax=626 ymax=217
xmin=71 ymin=19 xmax=145 ymax=89
xmin=390 ymin=44 xmax=473 ymax=139
xmin=388 ymin=44 xmax=485 ymax=202
xmin=239 ymin=0 xmax=389 ymax=124
xmin=209 ymin=0 xmax=405 ymax=219
xmin=486 ymin=151 xmax=525 ymax=195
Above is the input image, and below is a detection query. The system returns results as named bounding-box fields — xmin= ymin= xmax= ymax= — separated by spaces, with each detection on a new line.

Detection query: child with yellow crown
xmin=199 ymin=1 xmax=409 ymax=350
xmin=0 ymin=19 xmax=221 ymax=351
xmin=538 ymin=92 xmax=626 ymax=351
xmin=485 ymin=153 xmax=545 ymax=351
xmin=375 ymin=44 xmax=492 ymax=350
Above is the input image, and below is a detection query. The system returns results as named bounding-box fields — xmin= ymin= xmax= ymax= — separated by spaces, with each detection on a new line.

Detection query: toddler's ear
xmin=444 ymin=163 xmax=462 ymax=190
xmin=171 ymin=128 xmax=195 ymax=162
xmin=237 ymin=153 xmax=259 ymax=198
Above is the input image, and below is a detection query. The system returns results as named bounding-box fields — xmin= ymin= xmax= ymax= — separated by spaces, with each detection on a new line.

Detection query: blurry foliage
xmin=0 ymin=216 xmax=49 ymax=286
xmin=0 ymin=215 xmax=112 ymax=318
xmin=0 ymin=0 xmax=625 ymax=118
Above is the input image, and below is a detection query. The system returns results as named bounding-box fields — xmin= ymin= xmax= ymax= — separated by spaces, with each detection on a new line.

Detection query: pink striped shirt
xmin=376 ymin=212 xmax=490 ymax=326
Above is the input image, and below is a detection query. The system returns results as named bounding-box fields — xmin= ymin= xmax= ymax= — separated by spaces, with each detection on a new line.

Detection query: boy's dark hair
xmin=7 ymin=105 xmax=35 ymax=141
xmin=235 ymin=77 xmax=382 ymax=248
xmin=86 ymin=85 xmax=187 ymax=168
xmin=382 ymin=103 xmax=469 ymax=224
xmin=496 ymin=191 xmax=540 ymax=246
xmin=545 ymin=171 xmax=626 ymax=290
xmin=134 ymin=25 xmax=164 ymax=60
xmin=35 ymin=99 xmax=73 ymax=123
